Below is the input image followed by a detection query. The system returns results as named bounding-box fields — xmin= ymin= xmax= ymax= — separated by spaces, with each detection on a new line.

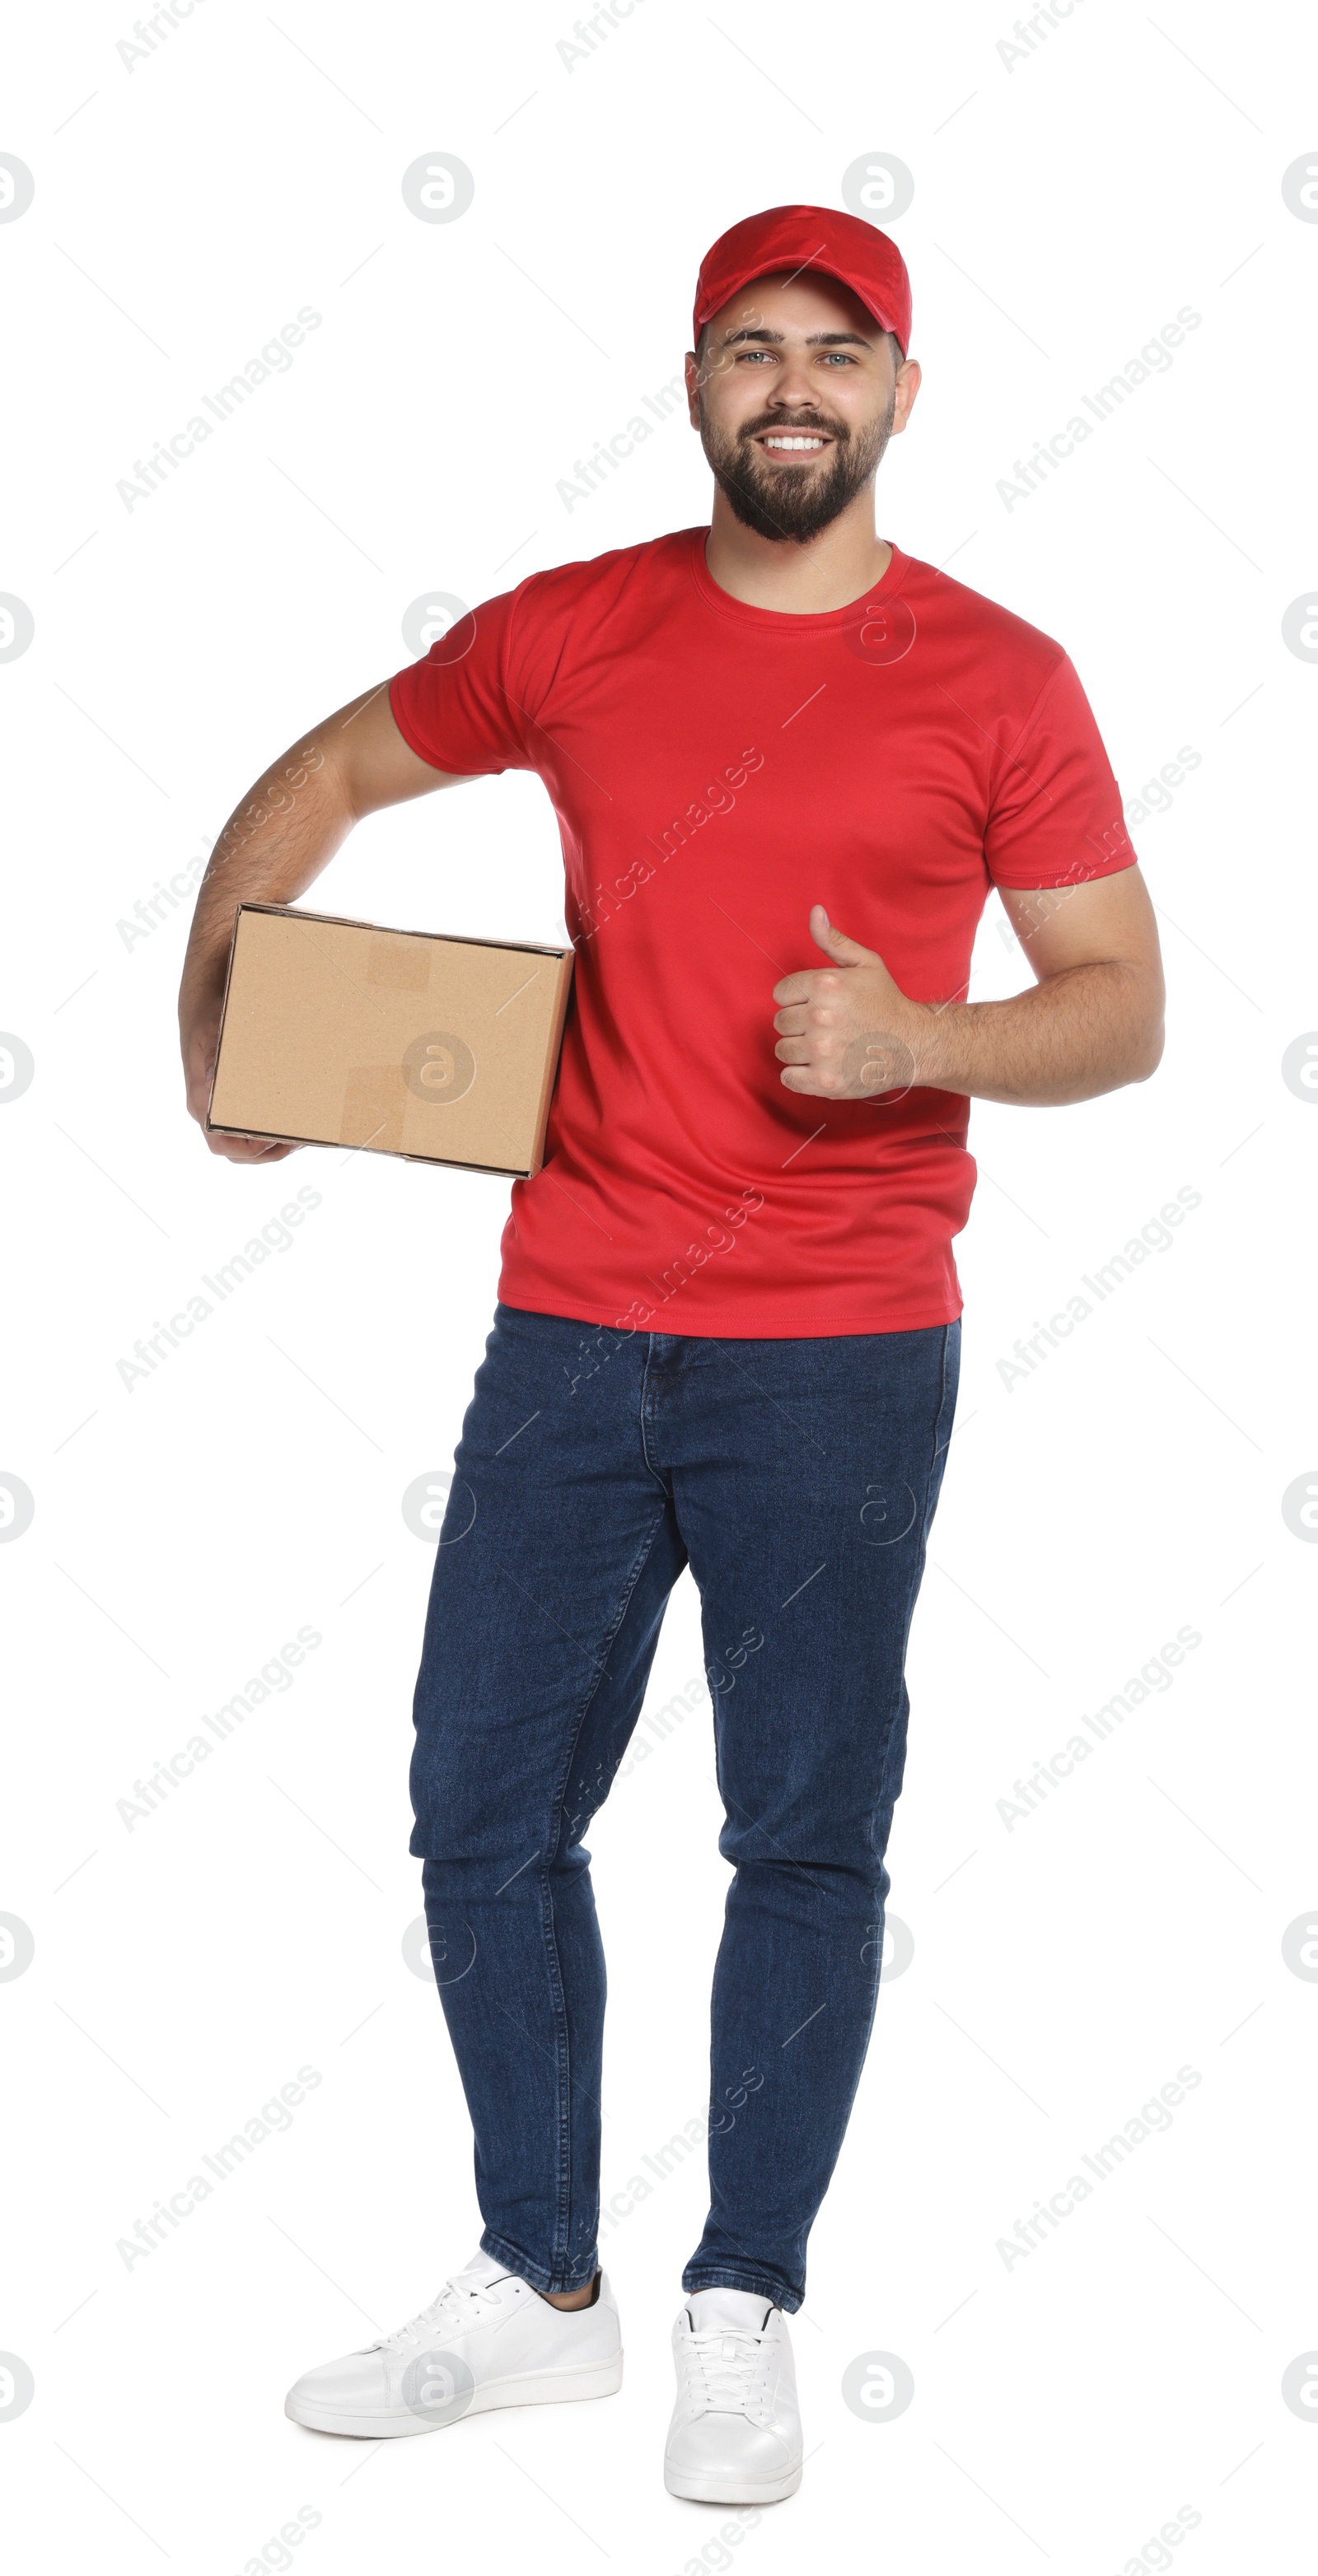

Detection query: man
xmin=179 ymin=204 xmax=1163 ymax=2504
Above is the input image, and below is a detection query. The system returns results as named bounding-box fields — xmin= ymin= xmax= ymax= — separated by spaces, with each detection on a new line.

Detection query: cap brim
xmin=696 ymin=257 xmax=904 ymax=354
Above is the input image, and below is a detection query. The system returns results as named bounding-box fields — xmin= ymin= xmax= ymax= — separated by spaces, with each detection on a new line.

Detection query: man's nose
xmin=767 ymin=355 xmax=818 ymax=404
xmin=769 ymin=364 xmax=824 ymax=411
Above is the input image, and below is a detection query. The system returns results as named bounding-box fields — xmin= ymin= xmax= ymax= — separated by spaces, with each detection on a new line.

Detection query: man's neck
xmin=703 ymin=491 xmax=892 ymax=615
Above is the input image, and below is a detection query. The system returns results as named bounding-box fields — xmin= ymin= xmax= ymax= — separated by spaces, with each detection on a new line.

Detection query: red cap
xmin=693 ymin=203 xmax=912 ymax=357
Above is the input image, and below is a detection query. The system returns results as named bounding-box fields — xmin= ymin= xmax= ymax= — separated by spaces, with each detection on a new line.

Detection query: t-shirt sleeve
xmin=388 ymin=586 xmax=532 ymax=777
xmin=984 ymin=652 xmax=1137 ymax=889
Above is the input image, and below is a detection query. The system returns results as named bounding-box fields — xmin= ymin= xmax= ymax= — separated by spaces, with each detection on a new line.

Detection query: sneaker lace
xmin=685 ymin=2324 xmax=775 ymax=2421
xmin=372 ymin=2271 xmax=504 ymax=2353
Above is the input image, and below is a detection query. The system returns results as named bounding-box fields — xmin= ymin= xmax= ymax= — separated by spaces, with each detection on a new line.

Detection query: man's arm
xmin=179 ymin=686 xmax=467 ymax=1160
xmin=773 ymin=866 xmax=1165 ymax=1107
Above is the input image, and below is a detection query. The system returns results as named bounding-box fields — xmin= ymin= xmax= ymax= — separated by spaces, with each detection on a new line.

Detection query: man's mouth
xmin=754 ymin=431 xmax=832 ymax=457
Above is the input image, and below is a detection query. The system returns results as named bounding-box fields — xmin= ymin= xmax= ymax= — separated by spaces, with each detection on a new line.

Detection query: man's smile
xmin=756 ymin=432 xmax=831 ymax=455
xmin=737 ymin=414 xmax=844 ymax=467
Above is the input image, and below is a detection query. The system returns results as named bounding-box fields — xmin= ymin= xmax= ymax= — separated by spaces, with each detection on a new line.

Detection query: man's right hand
xmin=182 ymin=977 xmax=300 ymax=1161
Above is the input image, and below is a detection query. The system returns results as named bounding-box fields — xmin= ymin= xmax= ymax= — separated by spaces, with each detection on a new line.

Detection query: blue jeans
xmin=412 ymin=1301 xmax=959 ymax=2313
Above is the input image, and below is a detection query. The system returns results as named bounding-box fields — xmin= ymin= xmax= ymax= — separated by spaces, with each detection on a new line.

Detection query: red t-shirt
xmin=388 ymin=529 xmax=1135 ymax=1337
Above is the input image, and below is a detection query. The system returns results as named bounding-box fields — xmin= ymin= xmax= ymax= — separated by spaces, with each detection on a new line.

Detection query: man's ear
xmin=890 ymin=357 xmax=922 ymax=436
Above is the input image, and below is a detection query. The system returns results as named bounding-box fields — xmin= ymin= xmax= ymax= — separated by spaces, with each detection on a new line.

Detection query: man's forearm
xmin=178 ymin=682 xmax=464 ymax=1156
xmin=913 ymin=959 xmax=1164 ymax=1107
xmin=774 ymin=883 xmax=1166 ymax=1110
xmin=179 ymin=729 xmax=356 ymax=1021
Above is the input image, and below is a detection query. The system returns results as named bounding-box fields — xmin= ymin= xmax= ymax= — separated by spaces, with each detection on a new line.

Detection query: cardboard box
xmin=207 ymin=903 xmax=573 ymax=1177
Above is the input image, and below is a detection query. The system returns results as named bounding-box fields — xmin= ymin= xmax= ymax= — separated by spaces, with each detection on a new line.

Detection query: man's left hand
xmin=773 ymin=905 xmax=929 ymax=1100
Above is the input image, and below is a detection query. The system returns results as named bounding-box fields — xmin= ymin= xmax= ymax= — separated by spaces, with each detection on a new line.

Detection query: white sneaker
xmin=665 ymin=2287 xmax=803 ymax=2504
xmin=284 ymin=2248 xmax=622 ymax=2438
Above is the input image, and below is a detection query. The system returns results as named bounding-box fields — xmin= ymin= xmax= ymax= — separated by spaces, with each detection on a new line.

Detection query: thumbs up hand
xmin=772 ymin=905 xmax=928 ymax=1102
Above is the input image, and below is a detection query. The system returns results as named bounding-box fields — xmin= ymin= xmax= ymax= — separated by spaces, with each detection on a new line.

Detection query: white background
xmin=2 ymin=2 xmax=1316 ymax=2569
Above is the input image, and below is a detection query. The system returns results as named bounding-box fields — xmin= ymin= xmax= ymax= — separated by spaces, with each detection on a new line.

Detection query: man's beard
xmin=697 ymin=394 xmax=895 ymax=544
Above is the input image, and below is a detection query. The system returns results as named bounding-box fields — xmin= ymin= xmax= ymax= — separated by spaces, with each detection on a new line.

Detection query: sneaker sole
xmin=664 ymin=2457 xmax=803 ymax=2505
xmin=285 ymin=2350 xmax=624 ymax=2438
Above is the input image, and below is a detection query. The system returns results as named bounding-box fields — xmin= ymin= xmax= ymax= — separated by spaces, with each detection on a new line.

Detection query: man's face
xmin=686 ymin=270 xmax=918 ymax=544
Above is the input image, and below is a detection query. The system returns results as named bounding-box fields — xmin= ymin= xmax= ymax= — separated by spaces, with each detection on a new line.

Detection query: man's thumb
xmin=810 ymin=903 xmax=875 ymax=966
